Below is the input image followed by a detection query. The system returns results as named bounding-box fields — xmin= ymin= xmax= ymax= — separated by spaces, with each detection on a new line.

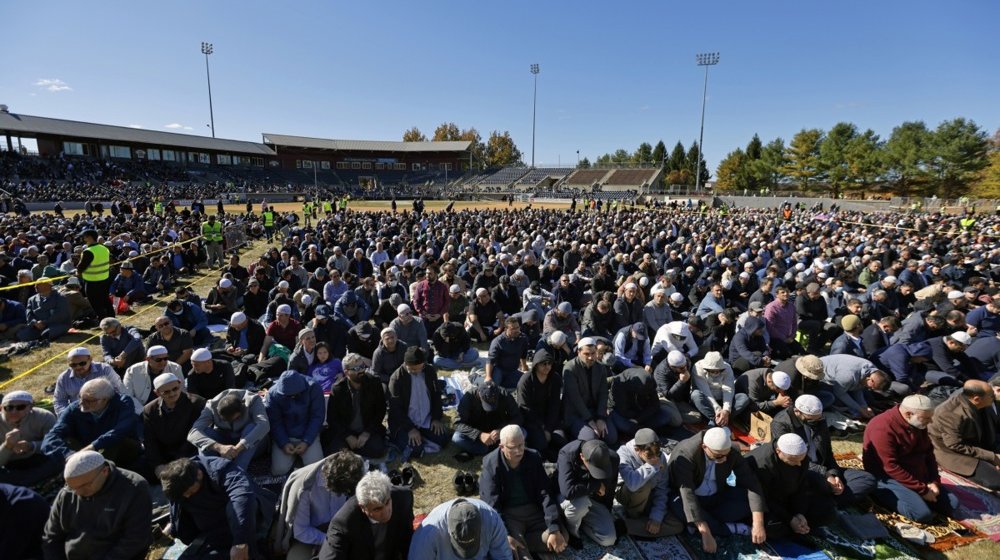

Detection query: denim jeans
xmin=451 ymin=431 xmax=495 ymax=456
xmin=198 ymin=424 xmax=265 ymax=471
xmin=872 ymin=478 xmax=955 ymax=523
xmin=432 ymin=348 xmax=483 ymax=370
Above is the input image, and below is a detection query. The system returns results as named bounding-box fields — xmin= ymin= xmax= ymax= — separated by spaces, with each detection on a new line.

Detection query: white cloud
xmin=127 ymin=124 xmax=143 ymax=129
xmin=34 ymin=78 xmax=72 ymax=92
xmin=164 ymin=123 xmax=193 ymax=131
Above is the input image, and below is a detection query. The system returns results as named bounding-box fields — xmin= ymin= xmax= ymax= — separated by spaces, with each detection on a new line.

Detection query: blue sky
xmin=2 ymin=1 xmax=998 ymax=172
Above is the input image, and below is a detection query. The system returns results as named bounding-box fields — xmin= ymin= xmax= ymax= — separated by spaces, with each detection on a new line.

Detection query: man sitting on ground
xmin=318 ymin=470 xmax=414 ymax=560
xmin=557 ymin=438 xmax=620 ymax=548
xmin=0 ymin=391 xmax=60 ymax=486
xmin=143 ymin=372 xmax=206 ymax=478
xmin=616 ymin=428 xmax=684 ymax=539
xmin=452 ymin=381 xmax=523 ymax=459
xmin=325 ymin=353 xmax=388 ymax=459
xmin=43 ymin=378 xmax=142 ymax=470
xmin=188 ymin=388 xmax=270 ymax=471
xmin=929 ymin=380 xmax=1000 ymax=491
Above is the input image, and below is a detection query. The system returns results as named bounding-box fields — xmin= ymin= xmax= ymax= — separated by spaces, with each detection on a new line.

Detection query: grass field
xmin=6 ymin=199 xmax=997 ymax=559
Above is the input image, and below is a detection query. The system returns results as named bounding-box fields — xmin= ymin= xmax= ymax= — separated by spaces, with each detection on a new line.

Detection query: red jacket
xmin=412 ymin=280 xmax=449 ymax=317
xmin=863 ymin=405 xmax=939 ymax=495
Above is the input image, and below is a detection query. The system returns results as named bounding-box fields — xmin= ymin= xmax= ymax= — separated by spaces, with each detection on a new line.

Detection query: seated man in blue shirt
xmin=109 ymin=261 xmax=148 ymax=307
xmin=19 ymin=277 xmax=71 ymax=343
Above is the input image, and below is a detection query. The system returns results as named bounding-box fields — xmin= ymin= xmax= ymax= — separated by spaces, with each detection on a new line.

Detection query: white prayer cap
xmin=703 ymin=427 xmax=731 ymax=452
xmin=191 ymin=348 xmax=213 ymax=362
xmin=396 ymin=303 xmax=412 ymax=315
xmin=1 ymin=391 xmax=33 ymax=405
xmin=667 ymin=350 xmax=686 ymax=367
xmin=577 ymin=337 xmax=596 ymax=348
xmin=901 ymin=394 xmax=936 ymax=411
xmin=947 ymin=290 xmax=964 ymax=300
xmin=146 ymin=345 xmax=169 ymax=358
xmin=276 ymin=304 xmax=292 ymax=315
xmin=794 ymin=394 xmax=823 ymax=416
xmin=278 ymin=280 xmax=290 ymax=289
xmin=64 ymin=450 xmax=106 ymax=478
xmin=549 ymin=331 xmax=567 ymax=346
xmin=230 ymin=312 xmax=247 ymax=324
xmin=153 ymin=372 xmax=181 ymax=389
xmin=669 ymin=292 xmax=684 ymax=302
xmin=218 ymin=278 xmax=233 ymax=289
xmin=301 ymin=294 xmax=313 ymax=306
xmin=776 ymin=433 xmax=808 ymax=456
xmin=771 ymin=371 xmax=792 ymax=391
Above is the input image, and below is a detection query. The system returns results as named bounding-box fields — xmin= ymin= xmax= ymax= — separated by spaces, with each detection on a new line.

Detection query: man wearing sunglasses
xmin=52 ymin=347 xmax=125 ymax=414
xmin=0 ymin=391 xmax=60 ymax=486
xmin=123 ymin=345 xmax=183 ymax=414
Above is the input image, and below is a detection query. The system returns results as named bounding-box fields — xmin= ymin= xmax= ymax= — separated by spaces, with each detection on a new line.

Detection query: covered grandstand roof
xmin=0 ymin=112 xmax=276 ymax=155
xmin=262 ymin=133 xmax=471 ymax=153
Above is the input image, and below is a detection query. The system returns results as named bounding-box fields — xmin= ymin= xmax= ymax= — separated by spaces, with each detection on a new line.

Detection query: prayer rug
xmin=562 ymin=536 xmax=645 ymax=560
xmin=939 ymin=469 xmax=1000 ymax=542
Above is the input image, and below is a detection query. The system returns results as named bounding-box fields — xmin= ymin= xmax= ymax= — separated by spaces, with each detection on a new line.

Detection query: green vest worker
xmin=78 ymin=229 xmax=116 ymax=318
xmin=201 ymin=216 xmax=223 ymax=243
xmin=960 ymin=215 xmax=976 ymax=231
xmin=262 ymin=208 xmax=275 ymax=241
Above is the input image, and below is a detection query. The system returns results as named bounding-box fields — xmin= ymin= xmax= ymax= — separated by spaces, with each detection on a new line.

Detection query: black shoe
xmin=401 ymin=465 xmax=415 ymax=487
xmin=453 ymin=471 xmax=468 ymax=494
xmin=568 ymin=534 xmax=583 ymax=550
xmin=462 ymin=472 xmax=478 ymax=495
xmin=388 ymin=469 xmax=403 ymax=486
xmin=614 ymin=518 xmax=628 ymax=539
xmin=454 ymin=451 xmax=473 ymax=463
xmin=44 ymin=384 xmax=56 ymax=395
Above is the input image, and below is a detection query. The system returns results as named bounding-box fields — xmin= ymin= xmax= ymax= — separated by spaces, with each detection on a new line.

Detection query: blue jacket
xmin=967 ymin=305 xmax=1000 ymax=339
xmin=109 ymin=271 xmax=144 ymax=295
xmin=42 ymin=394 xmax=141 ymax=459
xmin=0 ymin=298 xmax=25 ymax=328
xmin=265 ymin=370 xmax=325 ymax=447
xmin=25 ymin=291 xmax=70 ymax=330
xmin=333 ymin=290 xmax=371 ymax=328
xmin=876 ymin=342 xmax=931 ymax=390
xmin=171 ymin=456 xmax=275 ymax=550
xmin=169 ymin=300 xmax=208 ymax=333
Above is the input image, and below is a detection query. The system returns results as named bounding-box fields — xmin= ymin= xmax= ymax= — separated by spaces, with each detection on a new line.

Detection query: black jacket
xmin=431 ymin=322 xmax=474 ymax=359
xmin=326 ymin=374 xmax=387 ymax=440
xmin=557 ymin=440 xmax=618 ymax=510
xmin=928 ymin=335 xmax=981 ymax=381
xmin=668 ymin=431 xmax=766 ymax=523
xmin=387 ymin=364 xmax=443 ymax=434
xmin=746 ymin=442 xmax=825 ymax=524
xmin=143 ymin=393 xmax=206 ymax=469
xmin=610 ymin=367 xmax=660 ymax=420
xmin=769 ymin=407 xmax=840 ymax=479
xmin=317 ymin=487 xmax=414 ymax=560
xmin=454 ymin=389 xmax=523 ymax=441
xmin=516 ymin=363 xmax=563 ymax=432
xmin=226 ymin=319 xmax=267 ymax=356
xmin=735 ymin=367 xmax=794 ymax=417
xmin=861 ymin=322 xmax=891 ymax=359
xmin=479 ymin=448 xmax=561 ymax=534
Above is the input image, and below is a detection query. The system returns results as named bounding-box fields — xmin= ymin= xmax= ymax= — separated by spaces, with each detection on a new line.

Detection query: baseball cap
xmin=581 ymin=440 xmax=612 ymax=479
xmin=479 ymin=382 xmax=500 ymax=412
xmin=631 ymin=322 xmax=647 ymax=340
xmin=448 ymin=500 xmax=482 ymax=560
xmin=634 ymin=428 xmax=658 ymax=446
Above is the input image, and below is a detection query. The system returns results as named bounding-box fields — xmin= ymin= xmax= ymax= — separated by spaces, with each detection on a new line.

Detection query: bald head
xmin=963 ymin=380 xmax=995 ymax=409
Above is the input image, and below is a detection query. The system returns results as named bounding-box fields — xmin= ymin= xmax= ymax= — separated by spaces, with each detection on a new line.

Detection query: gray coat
xmin=561 ymin=356 xmax=610 ymax=429
xmin=189 ymin=389 xmax=270 ymax=451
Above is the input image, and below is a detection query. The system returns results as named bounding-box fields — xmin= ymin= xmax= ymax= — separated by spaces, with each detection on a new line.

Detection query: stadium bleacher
xmin=563 ymin=169 xmax=610 ymax=186
xmin=515 ymin=167 xmax=571 ymax=187
xmin=604 ymin=168 xmax=657 ymax=187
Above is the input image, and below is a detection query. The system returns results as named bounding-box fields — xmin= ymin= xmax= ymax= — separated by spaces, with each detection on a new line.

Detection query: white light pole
xmin=694 ymin=52 xmax=719 ymax=192
xmin=201 ymin=42 xmax=216 ymax=138
xmin=530 ymin=63 xmax=540 ymax=168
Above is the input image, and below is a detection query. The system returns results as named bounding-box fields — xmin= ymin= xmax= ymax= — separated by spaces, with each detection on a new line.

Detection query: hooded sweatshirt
xmin=265 ymin=371 xmax=325 ymax=447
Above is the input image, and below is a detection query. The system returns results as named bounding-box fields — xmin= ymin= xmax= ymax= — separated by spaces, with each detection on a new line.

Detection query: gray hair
xmin=499 ymin=424 xmax=525 ymax=445
xmin=99 ymin=317 xmax=121 ymax=330
xmin=341 ymin=352 xmax=370 ymax=371
xmin=355 ymin=470 xmax=392 ymax=508
xmin=80 ymin=378 xmax=115 ymax=400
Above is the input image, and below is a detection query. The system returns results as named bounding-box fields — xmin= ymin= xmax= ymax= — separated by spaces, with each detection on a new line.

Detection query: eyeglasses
xmin=3 ymin=404 xmax=28 ymax=412
xmin=70 ymin=361 xmax=89 ymax=367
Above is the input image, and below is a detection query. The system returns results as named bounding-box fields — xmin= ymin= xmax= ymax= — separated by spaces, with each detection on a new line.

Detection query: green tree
xmin=746 ymin=134 xmax=763 ymax=161
xmin=458 ymin=127 xmax=485 ymax=171
xmin=715 ymin=148 xmax=752 ymax=192
xmin=752 ymin=138 xmax=788 ymax=191
xmin=884 ymin=121 xmax=933 ymax=196
xmin=652 ymin=140 xmax=667 ymax=167
xmin=484 ymin=130 xmax=523 ymax=167
xmin=783 ymin=128 xmax=824 ymax=191
xmin=433 ymin=122 xmax=461 ymax=141
xmin=819 ymin=122 xmax=858 ymax=198
xmin=668 ymin=142 xmax=687 ymax=172
xmin=928 ymin=118 xmax=990 ymax=197
xmin=633 ymin=142 xmax=654 ymax=165
xmin=845 ymin=129 xmax=884 ymax=194
xmin=611 ymin=148 xmax=631 ymax=167
xmin=402 ymin=127 xmax=427 ymax=142
xmin=686 ymin=141 xmax=709 ymax=186
xmin=577 ymin=157 xmax=591 ymax=169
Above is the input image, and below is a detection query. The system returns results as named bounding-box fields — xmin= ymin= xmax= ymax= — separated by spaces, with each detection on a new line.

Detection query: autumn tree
xmin=484 ymin=130 xmax=523 ymax=167
xmin=402 ymin=127 xmax=427 ymax=142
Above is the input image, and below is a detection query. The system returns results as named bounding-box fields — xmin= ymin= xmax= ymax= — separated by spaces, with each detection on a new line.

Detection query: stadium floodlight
xmin=530 ymin=64 xmax=540 ymax=168
xmin=693 ymin=52 xmax=719 ymax=193
xmin=201 ymin=42 xmax=216 ymax=138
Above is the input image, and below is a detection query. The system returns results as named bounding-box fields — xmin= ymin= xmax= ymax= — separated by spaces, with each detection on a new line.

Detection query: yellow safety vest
xmin=322 ymin=201 xmax=332 ymax=212
xmin=82 ymin=244 xmax=111 ymax=282
xmin=153 ymin=202 xmax=163 ymax=214
xmin=202 ymin=221 xmax=223 ymax=243
xmin=263 ymin=211 xmax=274 ymax=227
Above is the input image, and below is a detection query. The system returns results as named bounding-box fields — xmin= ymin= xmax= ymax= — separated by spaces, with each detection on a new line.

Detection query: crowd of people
xmin=0 ymin=197 xmax=998 ymax=560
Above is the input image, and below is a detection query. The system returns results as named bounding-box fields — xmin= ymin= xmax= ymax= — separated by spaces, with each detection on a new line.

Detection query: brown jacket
xmin=929 ymin=391 xmax=997 ymax=476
